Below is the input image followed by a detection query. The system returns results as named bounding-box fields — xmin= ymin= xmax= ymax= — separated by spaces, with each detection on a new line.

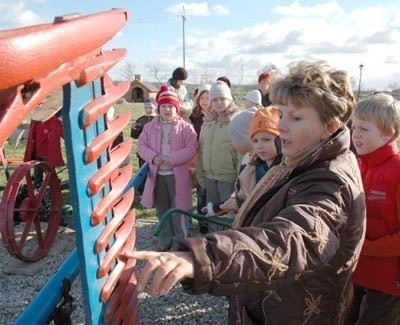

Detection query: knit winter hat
xmin=209 ymin=81 xmax=233 ymax=101
xmin=245 ymin=90 xmax=262 ymax=106
xmin=144 ymin=97 xmax=157 ymax=109
xmin=228 ymin=109 xmax=256 ymax=148
xmin=172 ymin=67 xmax=188 ymax=81
xmin=249 ymin=106 xmax=279 ymax=139
xmin=156 ymin=85 xmax=180 ymax=112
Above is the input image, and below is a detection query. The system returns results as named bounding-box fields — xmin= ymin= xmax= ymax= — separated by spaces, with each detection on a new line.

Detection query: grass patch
xmin=0 ymin=102 xmax=158 ymax=222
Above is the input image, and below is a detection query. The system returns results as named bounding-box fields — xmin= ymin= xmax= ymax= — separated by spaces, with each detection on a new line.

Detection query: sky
xmin=1 ymin=0 xmax=400 ymax=90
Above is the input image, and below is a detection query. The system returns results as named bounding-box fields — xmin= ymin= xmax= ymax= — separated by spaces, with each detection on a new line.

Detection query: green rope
xmin=153 ymin=208 xmax=233 ymax=236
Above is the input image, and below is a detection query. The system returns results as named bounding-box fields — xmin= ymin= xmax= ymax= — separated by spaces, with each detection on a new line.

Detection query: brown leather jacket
xmin=180 ymin=127 xmax=366 ymax=324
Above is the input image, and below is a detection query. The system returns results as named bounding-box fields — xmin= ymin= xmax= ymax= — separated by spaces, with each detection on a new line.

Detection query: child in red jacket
xmin=347 ymin=93 xmax=400 ymax=323
xmin=24 ymin=91 xmax=64 ymax=188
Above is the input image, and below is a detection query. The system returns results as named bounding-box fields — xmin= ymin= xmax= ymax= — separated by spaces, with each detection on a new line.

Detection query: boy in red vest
xmin=347 ymin=93 xmax=400 ymax=323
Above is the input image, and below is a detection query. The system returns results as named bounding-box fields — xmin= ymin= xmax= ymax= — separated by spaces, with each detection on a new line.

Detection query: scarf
xmin=255 ymin=162 xmax=268 ymax=183
xmin=233 ymin=142 xmax=323 ymax=228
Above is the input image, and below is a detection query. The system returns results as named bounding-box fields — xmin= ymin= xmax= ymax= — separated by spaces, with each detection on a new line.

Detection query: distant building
xmin=126 ymin=75 xmax=158 ymax=102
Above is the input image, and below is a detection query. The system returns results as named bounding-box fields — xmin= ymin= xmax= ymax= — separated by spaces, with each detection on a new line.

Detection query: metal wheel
xmin=0 ymin=161 xmax=62 ymax=261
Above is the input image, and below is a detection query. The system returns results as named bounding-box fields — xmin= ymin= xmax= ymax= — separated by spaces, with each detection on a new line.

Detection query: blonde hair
xmin=354 ymin=93 xmax=400 ymax=137
xmin=270 ymin=61 xmax=355 ymax=125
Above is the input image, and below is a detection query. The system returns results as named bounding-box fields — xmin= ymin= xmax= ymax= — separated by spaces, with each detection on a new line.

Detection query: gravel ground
xmin=0 ymin=220 xmax=228 ymax=324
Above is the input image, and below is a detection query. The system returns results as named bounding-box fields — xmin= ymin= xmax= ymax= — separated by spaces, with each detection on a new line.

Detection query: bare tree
xmin=119 ymin=62 xmax=136 ymax=81
xmin=238 ymin=57 xmax=244 ymax=85
xmin=388 ymin=82 xmax=400 ymax=91
xmin=256 ymin=63 xmax=277 ymax=77
xmin=146 ymin=65 xmax=169 ymax=86
xmin=199 ymin=64 xmax=212 ymax=84
xmin=350 ymin=76 xmax=357 ymax=90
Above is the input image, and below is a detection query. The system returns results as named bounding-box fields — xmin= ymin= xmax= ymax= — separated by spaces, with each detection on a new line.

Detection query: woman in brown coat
xmin=121 ymin=61 xmax=366 ymax=324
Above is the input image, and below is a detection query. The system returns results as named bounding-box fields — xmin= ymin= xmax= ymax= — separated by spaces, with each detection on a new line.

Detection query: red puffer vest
xmin=352 ymin=141 xmax=400 ymax=296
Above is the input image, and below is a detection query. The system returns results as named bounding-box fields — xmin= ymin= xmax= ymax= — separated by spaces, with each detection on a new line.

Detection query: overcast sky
xmin=1 ymin=0 xmax=399 ymax=90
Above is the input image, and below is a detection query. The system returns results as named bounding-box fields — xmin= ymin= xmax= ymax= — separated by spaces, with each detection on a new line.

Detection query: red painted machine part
xmin=0 ymin=161 xmax=62 ymax=261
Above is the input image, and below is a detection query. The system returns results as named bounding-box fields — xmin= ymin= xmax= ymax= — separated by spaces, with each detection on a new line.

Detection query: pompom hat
xmin=209 ymin=81 xmax=233 ymax=101
xmin=249 ymin=106 xmax=279 ymax=139
xmin=156 ymin=85 xmax=180 ymax=112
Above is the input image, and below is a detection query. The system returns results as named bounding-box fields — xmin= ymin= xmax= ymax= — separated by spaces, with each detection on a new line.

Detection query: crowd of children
xmin=130 ymin=64 xmax=400 ymax=323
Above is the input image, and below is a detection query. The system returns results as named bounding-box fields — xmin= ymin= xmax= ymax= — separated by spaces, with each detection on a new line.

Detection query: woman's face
xmin=199 ymin=91 xmax=211 ymax=113
xmin=159 ymin=104 xmax=177 ymax=122
xmin=211 ymin=97 xmax=231 ymax=115
xmin=258 ymin=79 xmax=269 ymax=94
xmin=277 ymin=103 xmax=327 ymax=160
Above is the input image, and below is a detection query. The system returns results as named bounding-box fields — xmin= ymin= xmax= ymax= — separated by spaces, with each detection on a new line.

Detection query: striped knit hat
xmin=156 ymin=85 xmax=180 ymax=112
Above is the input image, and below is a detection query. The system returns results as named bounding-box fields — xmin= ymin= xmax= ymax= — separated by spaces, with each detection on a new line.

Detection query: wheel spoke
xmin=36 ymin=171 xmax=51 ymax=203
xmin=17 ymin=218 xmax=34 ymax=250
xmin=25 ymin=172 xmax=37 ymax=203
xmin=34 ymin=217 xmax=45 ymax=247
xmin=14 ymin=208 xmax=39 ymax=212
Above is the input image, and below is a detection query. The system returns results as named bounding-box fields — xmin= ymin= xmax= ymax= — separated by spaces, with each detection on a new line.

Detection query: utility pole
xmin=182 ymin=6 xmax=186 ymax=69
xmin=357 ymin=63 xmax=364 ymax=100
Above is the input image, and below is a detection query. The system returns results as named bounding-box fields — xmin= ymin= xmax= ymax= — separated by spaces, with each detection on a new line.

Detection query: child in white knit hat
xmin=244 ymin=90 xmax=263 ymax=110
xmin=195 ymin=81 xmax=241 ymax=232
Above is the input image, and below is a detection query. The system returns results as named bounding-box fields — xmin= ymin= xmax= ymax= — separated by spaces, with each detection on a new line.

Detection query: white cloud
xmin=212 ymin=4 xmax=230 ymax=16
xmin=274 ymin=0 xmax=343 ymax=18
xmin=0 ymin=1 xmax=43 ymax=28
xmin=169 ymin=1 xmax=400 ymax=89
xmin=166 ymin=2 xmax=230 ymax=17
xmin=166 ymin=2 xmax=210 ymax=16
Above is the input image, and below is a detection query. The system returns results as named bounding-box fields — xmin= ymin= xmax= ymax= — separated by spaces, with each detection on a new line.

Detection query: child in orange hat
xmin=206 ymin=106 xmax=282 ymax=216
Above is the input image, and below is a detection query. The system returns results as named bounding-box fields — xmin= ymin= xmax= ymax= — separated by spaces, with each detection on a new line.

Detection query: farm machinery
xmin=0 ymin=9 xmax=145 ymax=324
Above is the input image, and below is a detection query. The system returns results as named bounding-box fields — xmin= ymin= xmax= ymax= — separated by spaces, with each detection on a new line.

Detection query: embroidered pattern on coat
xmin=303 ymin=288 xmax=322 ymax=324
xmin=217 ymin=245 xmax=289 ymax=282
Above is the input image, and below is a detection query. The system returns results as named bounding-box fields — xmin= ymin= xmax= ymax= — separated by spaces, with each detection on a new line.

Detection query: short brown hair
xmin=270 ymin=61 xmax=355 ymax=125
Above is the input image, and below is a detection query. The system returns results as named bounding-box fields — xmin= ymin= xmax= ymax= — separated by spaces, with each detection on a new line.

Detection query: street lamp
xmin=357 ymin=63 xmax=364 ymax=100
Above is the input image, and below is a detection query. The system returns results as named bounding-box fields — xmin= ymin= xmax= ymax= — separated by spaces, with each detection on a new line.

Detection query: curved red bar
xmin=0 ymin=9 xmax=130 ymax=90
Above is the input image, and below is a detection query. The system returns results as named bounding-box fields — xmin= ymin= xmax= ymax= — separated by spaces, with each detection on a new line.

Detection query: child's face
xmin=159 ymin=104 xmax=177 ymax=122
xmin=258 ymin=79 xmax=269 ymax=93
xmin=252 ymin=131 xmax=277 ymax=163
xmin=351 ymin=115 xmax=392 ymax=155
xmin=198 ymin=92 xmax=211 ymax=112
xmin=144 ymin=105 xmax=155 ymax=116
xmin=245 ymin=100 xmax=254 ymax=109
xmin=211 ymin=97 xmax=231 ymax=115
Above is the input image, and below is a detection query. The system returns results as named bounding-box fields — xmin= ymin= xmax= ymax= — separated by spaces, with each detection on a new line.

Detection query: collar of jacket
xmin=358 ymin=140 xmax=398 ymax=168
